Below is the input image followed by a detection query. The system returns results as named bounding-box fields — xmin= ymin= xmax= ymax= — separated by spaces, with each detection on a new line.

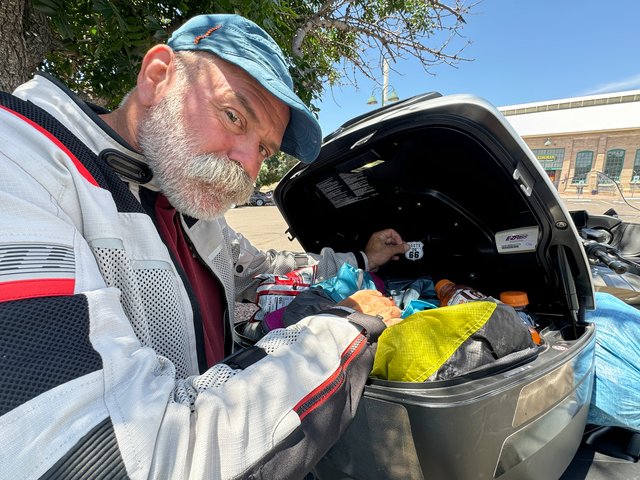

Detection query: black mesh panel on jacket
xmin=40 ymin=417 xmax=129 ymax=480
xmin=0 ymin=295 xmax=102 ymax=415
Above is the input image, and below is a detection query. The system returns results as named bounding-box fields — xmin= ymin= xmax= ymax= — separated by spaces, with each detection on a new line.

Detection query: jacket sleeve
xmin=1 ymin=282 xmax=383 ymax=480
xmin=0 ymin=102 xmax=385 ymax=480
xmin=220 ymin=218 xmax=359 ymax=302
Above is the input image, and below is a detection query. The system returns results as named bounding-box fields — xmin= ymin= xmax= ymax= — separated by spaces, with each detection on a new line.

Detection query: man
xmin=0 ymin=13 xmax=408 ymax=479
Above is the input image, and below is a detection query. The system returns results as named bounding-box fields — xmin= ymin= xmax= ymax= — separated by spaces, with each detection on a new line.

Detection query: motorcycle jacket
xmin=0 ymin=74 xmax=384 ymax=479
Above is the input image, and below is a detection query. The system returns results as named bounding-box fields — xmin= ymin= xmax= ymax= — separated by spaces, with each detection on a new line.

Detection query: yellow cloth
xmin=371 ymin=301 xmax=497 ymax=382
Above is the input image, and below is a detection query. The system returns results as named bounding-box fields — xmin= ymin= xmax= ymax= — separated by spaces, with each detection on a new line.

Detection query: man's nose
xmin=228 ymin=137 xmax=263 ymax=180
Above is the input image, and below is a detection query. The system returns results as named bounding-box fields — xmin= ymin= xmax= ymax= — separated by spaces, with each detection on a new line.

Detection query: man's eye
xmin=226 ymin=110 xmax=240 ymax=124
xmin=259 ymin=145 xmax=269 ymax=159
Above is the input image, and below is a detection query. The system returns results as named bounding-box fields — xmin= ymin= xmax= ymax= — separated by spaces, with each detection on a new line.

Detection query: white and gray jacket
xmin=0 ymin=74 xmax=384 ymax=480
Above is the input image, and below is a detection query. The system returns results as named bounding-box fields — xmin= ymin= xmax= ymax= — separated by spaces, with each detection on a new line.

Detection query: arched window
xmin=573 ymin=151 xmax=593 ymax=184
xmin=633 ymin=149 xmax=640 ymax=183
xmin=601 ymin=149 xmax=625 ymax=183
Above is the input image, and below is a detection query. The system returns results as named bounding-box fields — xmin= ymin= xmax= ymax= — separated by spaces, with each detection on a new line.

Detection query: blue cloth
xmin=313 ymin=263 xmax=377 ymax=303
xmin=401 ymin=299 xmax=438 ymax=318
xmin=585 ymin=292 xmax=640 ymax=431
xmin=385 ymin=277 xmax=439 ymax=310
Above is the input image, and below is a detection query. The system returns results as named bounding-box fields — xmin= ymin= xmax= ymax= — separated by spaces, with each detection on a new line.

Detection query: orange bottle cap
xmin=500 ymin=291 xmax=529 ymax=307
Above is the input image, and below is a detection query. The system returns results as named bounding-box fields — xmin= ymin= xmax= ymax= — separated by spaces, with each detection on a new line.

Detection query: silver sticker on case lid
xmin=405 ymin=241 xmax=424 ymax=261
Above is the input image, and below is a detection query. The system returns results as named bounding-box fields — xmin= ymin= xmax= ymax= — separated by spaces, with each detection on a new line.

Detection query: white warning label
xmin=317 ymin=172 xmax=378 ymax=209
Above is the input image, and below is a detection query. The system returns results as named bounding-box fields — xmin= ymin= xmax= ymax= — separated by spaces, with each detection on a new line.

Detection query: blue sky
xmin=316 ymin=0 xmax=640 ymax=135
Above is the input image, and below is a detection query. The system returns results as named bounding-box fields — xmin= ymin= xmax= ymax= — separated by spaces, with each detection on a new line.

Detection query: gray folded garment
xmin=281 ymin=287 xmax=337 ymax=327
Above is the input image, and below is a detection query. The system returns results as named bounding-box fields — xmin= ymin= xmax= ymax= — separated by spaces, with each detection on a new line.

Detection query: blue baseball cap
xmin=167 ymin=14 xmax=322 ymax=163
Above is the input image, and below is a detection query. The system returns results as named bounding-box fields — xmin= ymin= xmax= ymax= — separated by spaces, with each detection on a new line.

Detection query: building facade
xmin=499 ymin=90 xmax=640 ymax=198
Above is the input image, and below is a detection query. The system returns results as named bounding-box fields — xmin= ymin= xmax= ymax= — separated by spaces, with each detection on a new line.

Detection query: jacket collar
xmin=13 ymin=72 xmax=158 ymax=188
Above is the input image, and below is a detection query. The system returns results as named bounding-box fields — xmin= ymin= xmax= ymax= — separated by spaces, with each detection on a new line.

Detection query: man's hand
xmin=338 ymin=290 xmax=402 ymax=327
xmin=364 ymin=229 xmax=410 ymax=271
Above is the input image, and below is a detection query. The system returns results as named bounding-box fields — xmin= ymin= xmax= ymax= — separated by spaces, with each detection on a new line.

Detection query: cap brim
xmin=281 ymin=104 xmax=322 ymax=163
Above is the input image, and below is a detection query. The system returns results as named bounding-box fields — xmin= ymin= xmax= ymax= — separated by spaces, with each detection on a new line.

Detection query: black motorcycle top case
xmin=274 ymin=93 xmax=597 ymax=480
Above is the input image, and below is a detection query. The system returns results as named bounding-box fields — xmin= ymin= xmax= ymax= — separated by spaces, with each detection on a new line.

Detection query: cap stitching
xmin=193 ymin=24 xmax=222 ymax=45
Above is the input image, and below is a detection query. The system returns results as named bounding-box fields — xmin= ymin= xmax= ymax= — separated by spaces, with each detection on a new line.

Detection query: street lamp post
xmin=382 ymin=56 xmax=390 ymax=106
xmin=366 ymin=57 xmax=399 ymax=107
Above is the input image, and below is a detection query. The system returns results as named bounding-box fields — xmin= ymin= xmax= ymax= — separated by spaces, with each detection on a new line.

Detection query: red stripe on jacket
xmin=0 ymin=278 xmax=76 ymax=302
xmin=0 ymin=105 xmax=99 ymax=187
xmin=294 ymin=334 xmax=367 ymax=421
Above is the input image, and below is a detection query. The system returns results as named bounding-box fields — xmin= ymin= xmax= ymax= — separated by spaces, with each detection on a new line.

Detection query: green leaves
xmin=17 ymin=0 xmax=470 ymax=182
xmin=33 ymin=0 xmax=173 ymax=106
xmin=256 ymin=153 xmax=298 ymax=188
xmin=32 ymin=0 xmax=63 ymax=17
xmin=31 ymin=0 xmax=471 ymax=114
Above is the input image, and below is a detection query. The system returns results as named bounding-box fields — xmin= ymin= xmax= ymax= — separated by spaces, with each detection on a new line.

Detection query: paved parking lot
xmin=562 ymin=196 xmax=640 ymax=222
xmin=225 ymin=205 xmax=302 ymax=252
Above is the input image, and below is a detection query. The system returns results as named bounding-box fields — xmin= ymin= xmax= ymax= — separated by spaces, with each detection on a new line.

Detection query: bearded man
xmin=0 ymin=13 xmax=408 ymax=480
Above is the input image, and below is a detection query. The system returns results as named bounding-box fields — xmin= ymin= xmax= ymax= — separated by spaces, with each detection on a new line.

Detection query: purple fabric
xmin=264 ymin=307 xmax=286 ymax=331
xmin=370 ymin=272 xmax=386 ymax=294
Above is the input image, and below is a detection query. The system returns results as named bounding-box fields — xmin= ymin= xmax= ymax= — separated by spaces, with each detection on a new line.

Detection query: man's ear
xmin=136 ymin=45 xmax=176 ymax=107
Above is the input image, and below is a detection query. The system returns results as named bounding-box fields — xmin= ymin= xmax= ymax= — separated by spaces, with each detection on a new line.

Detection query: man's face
xmin=138 ymin=55 xmax=290 ymax=220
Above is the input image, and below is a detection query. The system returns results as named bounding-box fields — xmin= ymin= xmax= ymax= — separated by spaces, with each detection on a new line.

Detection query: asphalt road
xmin=562 ymin=196 xmax=640 ymax=222
xmin=225 ymin=205 xmax=302 ymax=252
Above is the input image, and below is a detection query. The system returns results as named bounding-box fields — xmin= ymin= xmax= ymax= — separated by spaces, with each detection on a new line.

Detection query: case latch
xmin=513 ymin=164 xmax=533 ymax=196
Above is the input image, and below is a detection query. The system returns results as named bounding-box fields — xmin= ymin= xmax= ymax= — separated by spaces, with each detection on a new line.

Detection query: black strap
xmin=322 ymin=307 xmax=386 ymax=344
xmin=0 ymin=92 xmax=144 ymax=214
xmin=584 ymin=425 xmax=640 ymax=462
xmin=352 ymin=251 xmax=366 ymax=270
xmin=222 ymin=345 xmax=268 ymax=370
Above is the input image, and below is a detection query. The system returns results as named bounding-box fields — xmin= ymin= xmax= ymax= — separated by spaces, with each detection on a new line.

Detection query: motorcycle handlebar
xmin=583 ymin=240 xmax=628 ymax=274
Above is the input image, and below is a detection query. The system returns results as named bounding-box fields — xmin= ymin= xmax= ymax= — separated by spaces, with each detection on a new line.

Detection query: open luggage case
xmin=274 ymin=93 xmax=597 ymax=479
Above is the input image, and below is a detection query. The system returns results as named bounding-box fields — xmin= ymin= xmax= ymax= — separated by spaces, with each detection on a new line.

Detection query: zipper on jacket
xmin=137 ymin=187 xmax=209 ymax=372
xmin=295 ymin=333 xmax=367 ymax=420
xmin=179 ymin=218 xmax=234 ymax=358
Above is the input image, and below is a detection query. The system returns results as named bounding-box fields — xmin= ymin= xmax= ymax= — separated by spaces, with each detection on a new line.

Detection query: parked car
xmin=248 ymin=190 xmax=273 ymax=206
xmin=229 ymin=191 xmax=273 ymax=209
